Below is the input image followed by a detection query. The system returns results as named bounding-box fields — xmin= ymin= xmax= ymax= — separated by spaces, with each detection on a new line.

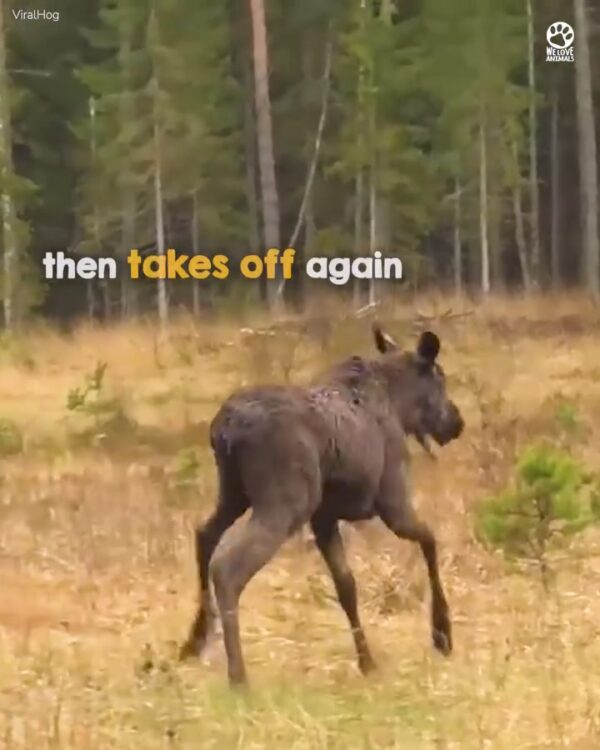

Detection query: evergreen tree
xmin=77 ymin=0 xmax=244 ymax=322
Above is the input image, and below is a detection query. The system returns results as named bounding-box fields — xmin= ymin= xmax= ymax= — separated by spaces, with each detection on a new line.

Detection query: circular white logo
xmin=547 ymin=22 xmax=574 ymax=49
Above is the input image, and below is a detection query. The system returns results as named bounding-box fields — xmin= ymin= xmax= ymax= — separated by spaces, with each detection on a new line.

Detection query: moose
xmin=180 ymin=325 xmax=465 ymax=685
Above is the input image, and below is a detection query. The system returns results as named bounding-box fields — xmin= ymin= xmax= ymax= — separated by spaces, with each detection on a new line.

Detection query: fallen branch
xmin=354 ymin=301 xmax=380 ymax=318
xmin=414 ymin=308 xmax=474 ymax=323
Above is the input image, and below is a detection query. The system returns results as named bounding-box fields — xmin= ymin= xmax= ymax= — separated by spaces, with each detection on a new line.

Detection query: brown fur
xmin=180 ymin=326 xmax=465 ymax=685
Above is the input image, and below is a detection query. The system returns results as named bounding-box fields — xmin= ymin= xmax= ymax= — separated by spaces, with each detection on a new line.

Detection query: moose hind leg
xmin=179 ymin=502 xmax=245 ymax=660
xmin=210 ymin=512 xmax=293 ymax=686
xmin=380 ymin=504 xmax=451 ymax=656
xmin=311 ymin=516 xmax=376 ymax=674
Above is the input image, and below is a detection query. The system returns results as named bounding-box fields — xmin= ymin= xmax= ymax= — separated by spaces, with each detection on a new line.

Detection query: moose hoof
xmin=359 ymin=654 xmax=377 ymax=675
xmin=229 ymin=673 xmax=249 ymax=690
xmin=178 ymin=639 xmax=205 ymax=661
xmin=178 ymin=643 xmax=196 ymax=661
xmin=432 ymin=628 xmax=452 ymax=656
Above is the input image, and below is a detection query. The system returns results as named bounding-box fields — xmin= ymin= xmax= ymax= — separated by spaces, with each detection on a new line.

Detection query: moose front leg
xmin=377 ymin=494 xmax=452 ymax=656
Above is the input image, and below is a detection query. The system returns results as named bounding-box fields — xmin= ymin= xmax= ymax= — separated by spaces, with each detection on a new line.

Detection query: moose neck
xmin=327 ymin=355 xmax=413 ymax=430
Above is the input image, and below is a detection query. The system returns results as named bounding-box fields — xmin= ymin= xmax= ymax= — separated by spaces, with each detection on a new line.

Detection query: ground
xmin=1 ymin=293 xmax=600 ymax=749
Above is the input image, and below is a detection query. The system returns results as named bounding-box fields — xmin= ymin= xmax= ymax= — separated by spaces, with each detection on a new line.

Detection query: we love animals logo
xmin=546 ymin=21 xmax=575 ymax=63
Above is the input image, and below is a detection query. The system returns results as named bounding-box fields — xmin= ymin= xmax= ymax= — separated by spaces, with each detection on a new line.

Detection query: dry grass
xmin=2 ymin=293 xmax=600 ymax=749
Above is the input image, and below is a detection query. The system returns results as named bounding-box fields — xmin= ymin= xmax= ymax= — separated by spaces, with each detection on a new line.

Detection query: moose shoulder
xmin=180 ymin=326 xmax=465 ymax=686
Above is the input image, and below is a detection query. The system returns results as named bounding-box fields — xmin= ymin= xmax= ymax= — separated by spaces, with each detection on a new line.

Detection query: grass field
xmin=1 ymin=293 xmax=600 ymax=749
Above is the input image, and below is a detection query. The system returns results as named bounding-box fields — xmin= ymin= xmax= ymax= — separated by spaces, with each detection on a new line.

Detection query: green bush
xmin=474 ymin=443 xmax=600 ymax=574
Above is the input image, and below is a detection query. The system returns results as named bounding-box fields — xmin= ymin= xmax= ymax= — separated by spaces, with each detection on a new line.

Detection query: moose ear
xmin=373 ymin=324 xmax=397 ymax=354
xmin=416 ymin=330 xmax=440 ymax=364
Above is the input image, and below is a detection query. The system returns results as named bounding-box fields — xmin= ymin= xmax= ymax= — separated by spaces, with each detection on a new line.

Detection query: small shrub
xmin=162 ymin=447 xmax=206 ymax=510
xmin=66 ymin=362 xmax=132 ymax=443
xmin=0 ymin=417 xmax=23 ymax=455
xmin=0 ymin=332 xmax=36 ymax=370
xmin=173 ymin=447 xmax=201 ymax=487
xmin=554 ymin=400 xmax=580 ymax=435
xmin=539 ymin=392 xmax=585 ymax=440
xmin=474 ymin=443 xmax=600 ymax=583
xmin=66 ymin=361 xmax=108 ymax=414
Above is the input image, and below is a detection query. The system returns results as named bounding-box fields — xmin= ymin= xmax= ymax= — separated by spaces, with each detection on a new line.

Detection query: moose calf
xmin=180 ymin=325 xmax=464 ymax=685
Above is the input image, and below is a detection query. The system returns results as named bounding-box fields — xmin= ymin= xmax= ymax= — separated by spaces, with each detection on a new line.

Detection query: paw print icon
xmin=547 ymin=21 xmax=574 ymax=49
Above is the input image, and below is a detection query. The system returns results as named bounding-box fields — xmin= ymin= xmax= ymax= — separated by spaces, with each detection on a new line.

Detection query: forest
xmin=0 ymin=0 xmax=598 ymax=325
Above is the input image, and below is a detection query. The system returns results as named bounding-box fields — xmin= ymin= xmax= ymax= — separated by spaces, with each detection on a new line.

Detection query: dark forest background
xmin=0 ymin=0 xmax=598 ymax=326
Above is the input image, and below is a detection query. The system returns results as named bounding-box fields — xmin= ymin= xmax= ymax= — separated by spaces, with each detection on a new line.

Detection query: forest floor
xmin=1 ymin=293 xmax=600 ymax=749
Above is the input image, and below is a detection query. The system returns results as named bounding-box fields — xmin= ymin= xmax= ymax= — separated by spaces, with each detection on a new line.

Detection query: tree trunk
xmin=489 ymin=189 xmax=503 ymax=291
xmin=305 ymin=190 xmax=316 ymax=254
xmin=550 ymin=89 xmax=561 ymax=288
xmin=191 ymin=191 xmax=201 ymax=317
xmin=299 ymin=190 xmax=315 ymax=311
xmin=512 ymin=161 xmax=532 ymax=291
xmin=248 ymin=0 xmax=280 ymax=309
xmin=101 ymin=280 xmax=110 ymax=321
xmin=573 ymin=0 xmax=599 ymax=298
xmin=88 ymin=96 xmax=105 ymax=317
xmin=0 ymin=0 xmax=17 ymax=329
xmin=453 ymin=177 xmax=462 ymax=295
xmin=368 ymin=167 xmax=377 ymax=306
xmin=479 ymin=112 xmax=490 ymax=295
xmin=353 ymin=168 xmax=364 ymax=307
xmin=119 ymin=31 xmax=138 ymax=318
xmin=119 ymin=192 xmax=136 ymax=318
xmin=153 ymin=116 xmax=168 ymax=328
xmin=526 ymin=0 xmax=541 ymax=287
xmin=367 ymin=18 xmax=377 ymax=308
xmin=355 ymin=1 xmax=367 ymax=309
xmin=86 ymin=280 xmax=96 ymax=320
xmin=242 ymin=28 xmax=261 ymax=301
